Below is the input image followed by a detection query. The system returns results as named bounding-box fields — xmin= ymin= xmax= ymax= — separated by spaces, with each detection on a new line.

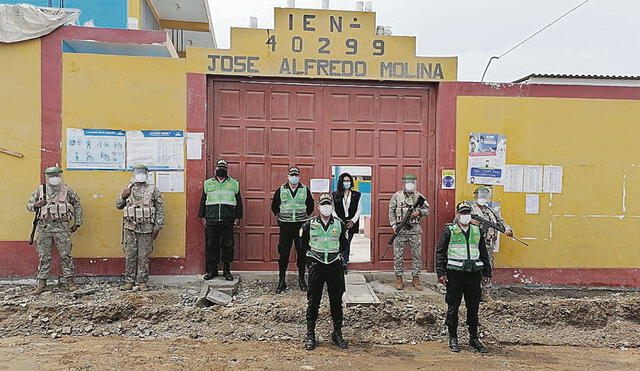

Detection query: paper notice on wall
xmin=543 ymin=165 xmax=563 ymax=193
xmin=523 ymin=165 xmax=543 ymax=193
xmin=126 ymin=130 xmax=184 ymax=170
xmin=155 ymin=171 xmax=184 ymax=193
xmin=186 ymin=132 xmax=204 ymax=160
xmin=310 ymin=179 xmax=330 ymax=193
xmin=525 ymin=194 xmax=540 ymax=214
xmin=504 ymin=165 xmax=524 ymax=192
xmin=66 ymin=128 xmax=126 ymax=170
xmin=467 ymin=133 xmax=507 ymax=185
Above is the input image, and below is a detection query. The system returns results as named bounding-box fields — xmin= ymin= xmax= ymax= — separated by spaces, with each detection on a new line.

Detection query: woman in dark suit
xmin=332 ymin=172 xmax=362 ymax=274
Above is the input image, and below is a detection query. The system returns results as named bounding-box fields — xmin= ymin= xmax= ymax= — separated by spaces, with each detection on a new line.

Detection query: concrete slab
xmin=206 ymin=289 xmax=232 ymax=306
xmin=205 ymin=276 xmax=240 ymax=296
xmin=343 ymin=272 xmax=380 ymax=307
xmin=344 ymin=273 xmax=367 ymax=285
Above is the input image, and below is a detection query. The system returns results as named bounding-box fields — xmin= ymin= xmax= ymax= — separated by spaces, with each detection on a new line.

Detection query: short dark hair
xmin=336 ymin=172 xmax=354 ymax=193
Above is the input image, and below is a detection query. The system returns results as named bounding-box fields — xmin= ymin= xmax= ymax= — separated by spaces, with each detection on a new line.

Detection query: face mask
xmin=319 ymin=205 xmax=333 ymax=217
xmin=476 ymin=198 xmax=488 ymax=206
xmin=48 ymin=177 xmax=61 ymax=186
xmin=288 ymin=176 xmax=299 ymax=185
xmin=133 ymin=174 xmax=147 ymax=183
xmin=216 ymin=169 xmax=228 ymax=177
xmin=459 ymin=215 xmax=472 ymax=225
xmin=343 ymin=182 xmax=351 ymax=189
xmin=404 ymin=182 xmax=416 ymax=192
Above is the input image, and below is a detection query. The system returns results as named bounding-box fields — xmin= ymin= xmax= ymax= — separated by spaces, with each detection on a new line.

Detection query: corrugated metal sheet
xmin=513 ymin=73 xmax=640 ymax=83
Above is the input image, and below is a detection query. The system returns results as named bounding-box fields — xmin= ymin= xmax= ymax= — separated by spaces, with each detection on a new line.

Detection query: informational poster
xmin=525 ymin=194 xmax=540 ymax=214
xmin=66 ymin=128 xmax=126 ymax=170
xmin=523 ymin=166 xmax=544 ymax=193
xmin=504 ymin=165 xmax=524 ymax=192
xmin=543 ymin=165 xmax=563 ymax=193
xmin=441 ymin=169 xmax=456 ymax=190
xmin=310 ymin=179 xmax=330 ymax=193
xmin=467 ymin=133 xmax=507 ymax=185
xmin=126 ymin=130 xmax=184 ymax=171
xmin=155 ymin=171 xmax=184 ymax=193
xmin=186 ymin=132 xmax=204 ymax=160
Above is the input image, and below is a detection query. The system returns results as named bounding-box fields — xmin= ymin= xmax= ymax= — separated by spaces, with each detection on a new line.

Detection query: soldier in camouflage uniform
xmin=26 ymin=166 xmax=83 ymax=295
xmin=388 ymin=174 xmax=430 ymax=291
xmin=115 ymin=165 xmax=164 ymax=291
xmin=469 ymin=186 xmax=512 ymax=301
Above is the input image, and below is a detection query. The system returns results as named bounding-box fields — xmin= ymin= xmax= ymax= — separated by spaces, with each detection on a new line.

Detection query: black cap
xmin=288 ymin=166 xmax=300 ymax=175
xmin=456 ymin=202 xmax=472 ymax=213
xmin=216 ymin=159 xmax=229 ymax=168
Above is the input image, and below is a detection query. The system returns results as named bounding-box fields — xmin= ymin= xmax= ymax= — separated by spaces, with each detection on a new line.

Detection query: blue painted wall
xmin=2 ymin=0 xmax=128 ymax=29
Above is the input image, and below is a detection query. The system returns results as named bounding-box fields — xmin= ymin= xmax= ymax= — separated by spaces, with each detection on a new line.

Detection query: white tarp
xmin=0 ymin=4 xmax=79 ymax=43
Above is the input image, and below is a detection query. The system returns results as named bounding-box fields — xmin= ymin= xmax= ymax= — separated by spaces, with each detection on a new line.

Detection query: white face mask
xmin=48 ymin=177 xmax=61 ymax=186
xmin=459 ymin=214 xmax=472 ymax=225
xmin=319 ymin=205 xmax=333 ymax=217
xmin=133 ymin=174 xmax=147 ymax=183
xmin=404 ymin=182 xmax=416 ymax=192
xmin=476 ymin=198 xmax=488 ymax=206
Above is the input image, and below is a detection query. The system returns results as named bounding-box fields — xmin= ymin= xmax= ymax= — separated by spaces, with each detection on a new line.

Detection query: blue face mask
xmin=343 ymin=182 xmax=351 ymax=189
xmin=288 ymin=176 xmax=299 ymax=185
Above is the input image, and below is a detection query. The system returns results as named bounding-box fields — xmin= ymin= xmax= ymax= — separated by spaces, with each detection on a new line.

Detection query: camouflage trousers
xmin=123 ymin=229 xmax=154 ymax=284
xmin=393 ymin=233 xmax=422 ymax=278
xmin=35 ymin=229 xmax=74 ymax=281
xmin=482 ymin=240 xmax=496 ymax=295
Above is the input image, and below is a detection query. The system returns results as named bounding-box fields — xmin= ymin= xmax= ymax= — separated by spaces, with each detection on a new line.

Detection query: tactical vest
xmin=393 ymin=191 xmax=424 ymax=224
xmin=446 ymin=223 xmax=484 ymax=272
xmin=278 ymin=185 xmax=308 ymax=223
xmin=205 ymin=177 xmax=239 ymax=206
xmin=123 ymin=184 xmax=156 ymax=225
xmin=39 ymin=185 xmax=74 ymax=222
xmin=308 ymin=218 xmax=342 ymax=264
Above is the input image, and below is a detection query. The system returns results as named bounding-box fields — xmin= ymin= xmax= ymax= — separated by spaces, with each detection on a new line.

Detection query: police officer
xmin=470 ymin=186 xmax=512 ymax=301
xmin=436 ymin=202 xmax=491 ymax=353
xmin=388 ymin=174 xmax=430 ymax=291
xmin=198 ymin=159 xmax=243 ymax=281
xmin=26 ymin=166 xmax=83 ymax=294
xmin=300 ymin=194 xmax=348 ymax=350
xmin=116 ymin=165 xmax=164 ymax=291
xmin=271 ymin=166 xmax=314 ymax=294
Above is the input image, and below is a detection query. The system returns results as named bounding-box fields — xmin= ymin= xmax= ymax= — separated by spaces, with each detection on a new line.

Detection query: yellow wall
xmin=128 ymin=0 xmax=141 ymax=29
xmin=456 ymin=96 xmax=640 ymax=268
xmin=0 ymin=39 xmax=41 ymax=241
xmin=62 ymin=53 xmax=186 ymax=258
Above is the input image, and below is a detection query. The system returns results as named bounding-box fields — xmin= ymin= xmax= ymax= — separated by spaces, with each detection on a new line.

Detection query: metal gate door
xmin=209 ymin=80 xmax=435 ymax=271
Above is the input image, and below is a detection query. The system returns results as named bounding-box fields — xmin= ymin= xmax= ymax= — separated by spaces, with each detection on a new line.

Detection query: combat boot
xmin=392 ymin=276 xmax=404 ymax=290
xmin=223 ymin=263 xmax=233 ymax=281
xmin=304 ymin=321 xmax=317 ymax=350
xmin=65 ymin=278 xmax=78 ymax=292
xmin=120 ymin=282 xmax=134 ymax=291
xmin=275 ymin=281 xmax=287 ymax=294
xmin=331 ymin=326 xmax=348 ymax=349
xmin=30 ymin=279 xmax=48 ymax=295
xmin=448 ymin=337 xmax=461 ymax=353
xmin=412 ymin=276 xmax=424 ymax=291
xmin=470 ymin=337 xmax=488 ymax=353
xmin=203 ymin=270 xmax=218 ymax=280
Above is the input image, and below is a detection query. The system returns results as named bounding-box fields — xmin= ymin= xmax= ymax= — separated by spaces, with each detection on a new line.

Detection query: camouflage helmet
xmin=44 ymin=166 xmax=63 ymax=175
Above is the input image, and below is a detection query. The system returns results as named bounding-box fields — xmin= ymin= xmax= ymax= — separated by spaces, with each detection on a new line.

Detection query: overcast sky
xmin=208 ymin=0 xmax=640 ymax=82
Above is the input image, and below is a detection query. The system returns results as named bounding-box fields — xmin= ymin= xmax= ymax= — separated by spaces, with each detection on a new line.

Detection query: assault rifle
xmin=29 ymin=183 xmax=46 ymax=245
xmin=471 ymin=214 xmax=529 ymax=246
xmin=383 ymin=195 xmax=426 ymax=258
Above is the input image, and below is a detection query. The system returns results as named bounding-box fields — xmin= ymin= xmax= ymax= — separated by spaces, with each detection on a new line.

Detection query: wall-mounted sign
xmin=66 ymin=128 xmax=126 ymax=170
xmin=441 ymin=169 xmax=456 ymax=189
xmin=187 ymin=8 xmax=457 ymax=82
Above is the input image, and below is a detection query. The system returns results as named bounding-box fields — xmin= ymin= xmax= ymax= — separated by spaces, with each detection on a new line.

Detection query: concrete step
xmin=204 ymin=276 xmax=241 ymax=296
xmin=343 ymin=272 xmax=380 ymax=307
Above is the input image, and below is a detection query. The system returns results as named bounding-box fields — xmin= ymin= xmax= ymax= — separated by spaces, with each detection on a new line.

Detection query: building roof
xmin=513 ymin=73 xmax=640 ymax=84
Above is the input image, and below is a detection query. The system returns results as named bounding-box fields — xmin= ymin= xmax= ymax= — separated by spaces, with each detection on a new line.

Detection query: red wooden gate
xmin=208 ymin=79 xmax=436 ymax=271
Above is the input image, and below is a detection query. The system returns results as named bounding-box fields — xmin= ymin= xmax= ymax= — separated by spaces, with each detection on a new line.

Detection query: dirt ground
xmin=1 ymin=278 xmax=640 ymax=370
xmin=1 ymin=337 xmax=639 ymax=370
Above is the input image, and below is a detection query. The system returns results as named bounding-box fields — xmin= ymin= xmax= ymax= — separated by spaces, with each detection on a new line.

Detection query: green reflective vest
xmin=204 ymin=177 xmax=239 ymax=222
xmin=446 ymin=223 xmax=484 ymax=272
xmin=307 ymin=218 xmax=342 ymax=264
xmin=278 ymin=184 xmax=308 ymax=223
